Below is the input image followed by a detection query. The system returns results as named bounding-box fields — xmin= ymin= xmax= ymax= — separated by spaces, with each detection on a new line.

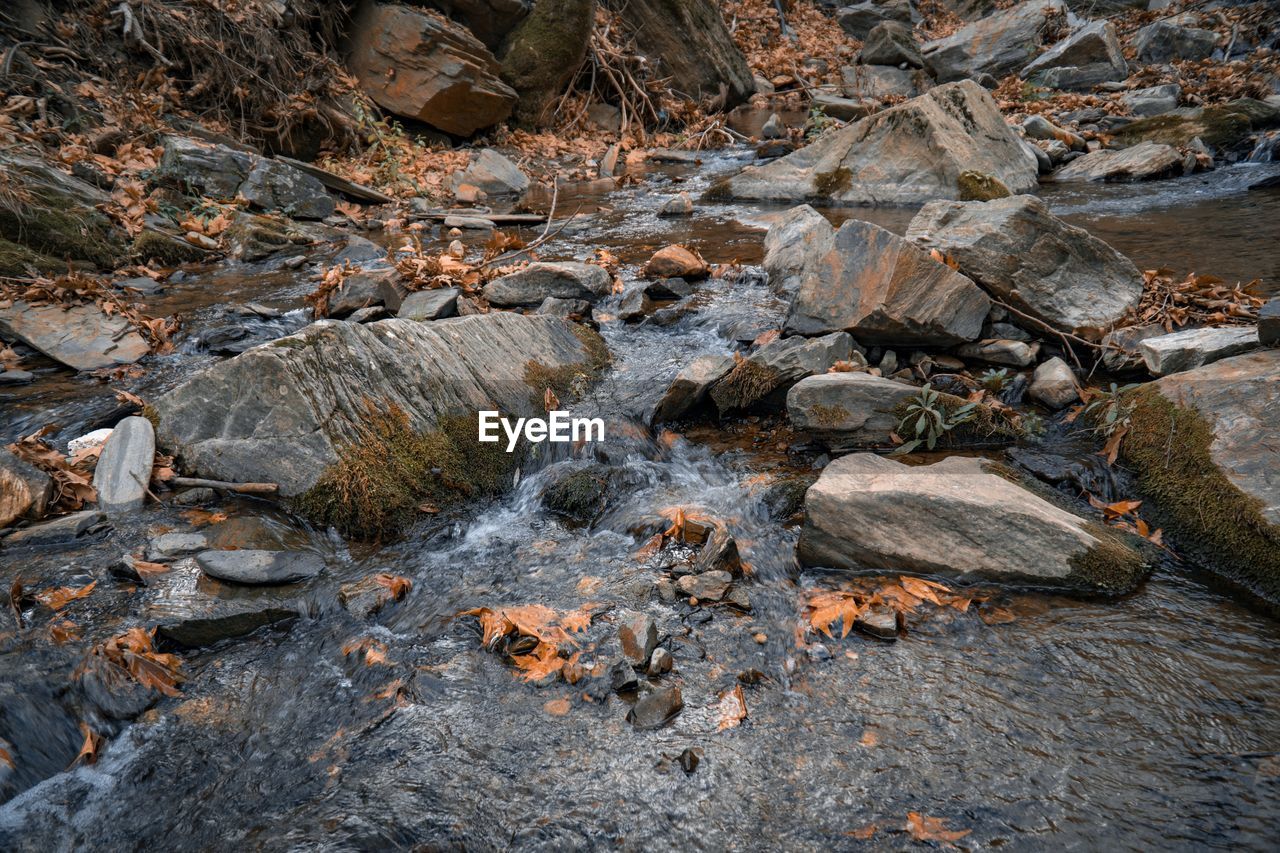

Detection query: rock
xmin=92 ymin=417 xmax=155 ymax=514
xmin=811 ymin=94 xmax=873 ymax=123
xmin=339 ymin=574 xmax=410 ymax=619
xmin=617 ymin=287 xmax=653 ymax=322
xmin=237 ymin=159 xmax=335 ymax=220
xmin=763 ymin=205 xmax=834 ymax=297
xmin=647 ymin=647 xmax=673 ymax=676
xmin=657 ymin=192 xmax=694 ymax=217
xmin=536 ymin=296 xmax=592 ymax=319
xmin=957 ymin=339 xmax=1038 ymax=367
xmin=484 ymin=262 xmax=612 ymax=306
xmin=149 ymin=574 xmax=302 ymax=647
xmin=195 ymin=549 xmax=324 ymax=585
xmin=922 ymin=0 xmax=1068 ymax=83
xmin=710 ymin=333 xmax=856 ymax=414
xmin=586 ymin=102 xmax=622 ymax=131
xmin=2 ymin=510 xmax=106 ymax=547
xmin=797 ymin=454 xmax=1147 ymax=591
xmin=761 ymin=113 xmax=786 ymax=140
xmin=653 ymin=354 xmax=735 ymax=422
xmin=422 ymin=0 xmax=529 ymax=51
xmin=837 ymin=0 xmax=913 ymax=39
xmin=1138 ymin=326 xmax=1260 ymax=376
xmin=540 ymin=464 xmax=612 ymax=524
xmin=499 ymin=0 xmax=595 ymax=125
xmin=1111 ymin=99 xmax=1280 ymax=155
xmin=786 ymin=372 xmax=919 ymax=449
xmin=152 ymin=313 xmax=604 ymax=496
xmin=1259 ymin=299 xmax=1280 ymax=346
xmin=146 ymin=532 xmax=208 ymax=562
xmin=854 ymin=604 xmax=898 ymax=640
xmin=784 ymin=218 xmax=989 ymax=345
xmin=1102 ymin=323 xmax=1166 ymax=371
xmin=676 ymin=570 xmax=732 ymax=602
xmin=456 ymin=150 xmax=529 ymax=196
xmin=1022 ymin=116 xmax=1084 ymax=150
xmin=906 ymin=195 xmax=1143 ymax=339
xmin=1133 ymin=17 xmax=1219 ymax=63
xmin=712 ymin=81 xmax=1038 ymax=205
xmin=68 ymin=428 xmax=114 ymax=454
xmin=1122 ymin=84 xmax=1181 ymax=117
xmin=615 ymin=0 xmax=754 ymax=108
xmin=1052 ymin=141 xmax=1184 ymax=182
xmin=1028 ymin=357 xmax=1078 ymax=408
xmin=643 ymin=246 xmax=708 ymax=280
xmin=841 ymin=65 xmax=921 ymax=100
xmin=694 ymin=522 xmax=742 ymax=576
xmin=346 ymin=2 xmax=516 ymax=135
xmin=326 ymin=266 xmax=394 ymax=318
xmin=443 ymin=215 xmax=495 ymax=230
xmin=274 ymin=155 xmax=396 ymax=205
xmin=627 ymin=686 xmax=683 ymax=729
xmin=644 ymin=278 xmax=695 ymax=300
xmin=0 ymin=370 xmax=33 ymax=385
xmin=398 ymin=288 xmax=460 ymax=321
xmin=1040 ymin=139 xmax=1070 ymax=164
xmin=1021 ymin=21 xmax=1127 ymax=91
xmin=618 ymin=610 xmax=659 ymax=666
xmin=861 ymin=21 xmax=922 ymax=68
xmin=0 ymin=301 xmax=149 ymax=371
xmin=1122 ymin=351 xmax=1280 ymax=599
xmin=0 ymin=449 xmax=52 ymax=527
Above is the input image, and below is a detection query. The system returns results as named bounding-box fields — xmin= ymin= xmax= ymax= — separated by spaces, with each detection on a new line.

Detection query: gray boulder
xmin=1052 ymin=141 xmax=1184 ymax=182
xmin=326 ymin=266 xmax=395 ymax=318
xmin=922 ymin=0 xmax=1068 ymax=83
xmin=906 ymin=195 xmax=1143 ymax=339
xmin=1260 ymin=299 xmax=1279 ymax=346
xmin=3 ymin=510 xmax=105 ymax=547
xmin=653 ymin=354 xmax=734 ymax=422
xmin=237 ymin=159 xmax=335 ymax=220
xmin=1138 ymin=326 xmax=1260 ymax=376
xmin=810 ymin=94 xmax=874 ymax=122
xmin=1021 ymin=21 xmax=1128 ymax=91
xmin=0 ymin=448 xmax=53 ymax=528
xmin=0 ymin=301 xmax=149 ymax=372
xmin=1133 ymin=17 xmax=1219 ymax=63
xmin=785 ymin=219 xmax=989 ymax=345
xmin=837 ymin=0 xmax=913 ymax=39
xmin=484 ymin=262 xmax=612 ymax=306
xmin=841 ymin=65 xmax=923 ymax=100
xmin=455 ymin=149 xmax=529 ymax=196
xmin=398 ymin=287 xmax=460 ymax=320
xmin=797 ymin=453 xmax=1147 ymax=591
xmin=152 ymin=313 xmax=604 ymax=496
xmin=196 ymin=549 xmax=324 ymax=585
xmin=1028 ymin=356 xmax=1078 ymax=408
xmin=786 ymin=372 xmax=918 ymax=448
xmin=92 ymin=416 xmax=155 ymax=514
xmin=709 ymin=332 xmax=856 ymax=414
xmin=861 ymin=21 xmax=922 ymax=68
xmin=762 ymin=205 xmax=834 ymax=296
xmin=158 ymin=136 xmax=334 ymax=218
xmin=711 ymin=81 xmax=1039 ymax=205
xmin=1122 ymin=84 xmax=1181 ymax=117
xmin=956 ymin=339 xmax=1038 ymax=366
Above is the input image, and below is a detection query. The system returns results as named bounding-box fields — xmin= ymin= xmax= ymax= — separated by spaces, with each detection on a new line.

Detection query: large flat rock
xmin=0 ymin=301 xmax=149 ymax=371
xmin=923 ymin=0 xmax=1068 ymax=82
xmin=786 ymin=373 xmax=919 ymax=449
xmin=152 ymin=313 xmax=601 ymax=496
xmin=711 ymin=81 xmax=1038 ymax=206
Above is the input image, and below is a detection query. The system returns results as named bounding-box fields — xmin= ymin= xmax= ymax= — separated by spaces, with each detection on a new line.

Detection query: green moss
xmin=571 ymin=322 xmax=612 ymax=373
xmin=140 ymin=404 xmax=161 ymax=432
xmin=500 ymin=0 xmax=594 ymax=126
xmin=1121 ymin=386 xmax=1280 ymax=601
xmin=295 ymin=403 xmax=515 ymax=540
xmin=0 ymin=237 xmax=59 ymax=277
xmin=1066 ymin=521 xmax=1149 ymax=592
xmin=709 ymin=358 xmax=780 ymax=414
xmin=812 ymin=167 xmax=852 ymax=198
xmin=809 ymin=403 xmax=851 ymax=427
xmin=0 ymin=189 xmax=123 ymax=270
xmin=542 ymin=466 xmax=611 ymax=525
xmin=132 ymin=230 xmax=212 ymax=265
xmin=523 ymin=323 xmax=611 ymax=406
xmin=958 ymin=170 xmax=1011 ymax=201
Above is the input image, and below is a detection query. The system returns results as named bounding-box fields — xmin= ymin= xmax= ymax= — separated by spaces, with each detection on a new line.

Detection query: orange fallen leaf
xmin=35 ymin=581 xmax=96 ymax=611
xmin=716 ymin=684 xmax=748 ymax=731
xmin=72 ymin=722 xmax=102 ymax=767
xmin=845 ymin=824 xmax=877 ymax=840
xmin=906 ymin=812 xmax=970 ymax=845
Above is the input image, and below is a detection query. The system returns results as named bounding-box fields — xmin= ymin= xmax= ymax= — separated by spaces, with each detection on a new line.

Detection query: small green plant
xmin=804 ymin=106 xmax=836 ymax=142
xmin=892 ymin=386 xmax=979 ymax=454
xmin=1080 ymin=382 xmax=1142 ymax=439
xmin=977 ymin=368 xmax=1012 ymax=394
xmin=1018 ymin=411 xmax=1046 ymax=442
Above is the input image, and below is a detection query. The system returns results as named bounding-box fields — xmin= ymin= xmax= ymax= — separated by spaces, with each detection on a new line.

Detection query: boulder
xmin=1133 ymin=17 xmax=1219 ymax=63
xmin=860 ymin=21 xmax=922 ymax=68
xmin=159 ymin=137 xmax=334 ymax=218
xmin=1138 ymin=326 xmax=1260 ymax=376
xmin=1028 ymin=356 xmax=1078 ymax=408
xmin=346 ymin=2 xmax=517 ymax=135
xmin=1111 ymin=99 xmax=1280 ymax=155
xmin=643 ymin=246 xmax=708 ymax=280
xmin=956 ymin=339 xmax=1038 ymax=366
xmin=92 ymin=416 xmax=155 ymax=514
xmin=499 ymin=0 xmax=594 ymax=126
xmin=710 ymin=81 xmax=1039 ymax=205
xmin=616 ymin=0 xmax=754 ymax=108
xmin=148 ymin=569 xmax=302 ymax=647
xmin=784 ymin=219 xmax=989 ymax=345
xmin=1122 ymin=84 xmax=1181 ymax=117
xmin=0 ymin=448 xmax=53 ymax=527
xmin=152 ymin=313 xmax=604 ymax=496
xmin=326 ymin=266 xmax=395 ymax=318
xmin=709 ymin=333 xmax=855 ymax=414
xmin=652 ymin=354 xmax=734 ymax=422
xmin=484 ymin=262 xmax=611 ymax=306
xmin=797 ymin=454 xmax=1147 ymax=591
xmin=1021 ymin=21 xmax=1128 ymax=91
xmin=0 ymin=301 xmax=149 ymax=371
xmin=398 ymin=287 xmax=460 ymax=320
xmin=236 ymin=160 xmax=335 ymax=220
xmin=922 ymin=0 xmax=1068 ymax=83
xmin=195 ymin=549 xmax=324 ymax=585
xmin=1052 ymin=141 xmax=1184 ymax=182
xmin=1122 ymin=351 xmax=1280 ymax=599
xmin=837 ymin=0 xmax=913 ymax=39
xmin=905 ymin=195 xmax=1143 ymax=339
xmin=762 ymin=205 xmax=834 ymax=296
xmin=147 ymin=532 xmax=209 ymax=562
xmin=786 ymin=372 xmax=918 ymax=448
xmin=1102 ymin=323 xmax=1166 ymax=371
xmin=455 ymin=150 xmax=529 ymax=196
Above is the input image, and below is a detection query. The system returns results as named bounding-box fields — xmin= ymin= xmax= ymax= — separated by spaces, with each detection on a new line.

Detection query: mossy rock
xmin=0 ymin=237 xmax=61 ymax=277
xmin=499 ymin=0 xmax=594 ymax=127
xmin=957 ymin=170 xmax=1011 ymax=201
xmin=133 ymin=229 xmax=215 ymax=266
xmin=1112 ymin=99 xmax=1280 ymax=153
xmin=0 ymin=163 xmax=126 ymax=270
xmin=813 ymin=167 xmax=853 ymax=198
xmin=541 ymin=464 xmax=615 ymax=525
xmin=1121 ymin=385 xmax=1280 ymax=602
xmin=709 ymin=358 xmax=781 ymax=414
xmin=763 ymin=474 xmax=818 ymax=523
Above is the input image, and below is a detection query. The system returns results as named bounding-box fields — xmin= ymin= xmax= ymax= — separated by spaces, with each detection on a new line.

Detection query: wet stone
xmin=339 ymin=575 xmax=409 ymax=619
xmin=3 ymin=510 xmax=106 ymax=548
xmin=647 ymin=647 xmax=674 ymax=676
xmin=398 ymin=288 xmax=460 ymax=321
xmin=147 ymin=532 xmax=210 ymax=562
xmin=93 ymin=416 xmax=155 ymax=514
xmin=195 ymin=549 xmax=324 ymax=586
xmin=1260 ymin=299 xmax=1280 ymax=346
xmin=627 ymin=686 xmax=683 ymax=730
xmin=694 ymin=523 xmax=742 ymax=576
xmin=657 ymin=192 xmax=694 ymax=217
xmin=677 ymin=570 xmax=732 ymax=602
xmin=610 ymin=659 xmax=640 ymax=694
xmin=722 ymin=585 xmax=752 ymax=611
xmin=619 ymin=610 xmax=659 ymax=667
xmin=856 ymin=604 xmax=899 ymax=640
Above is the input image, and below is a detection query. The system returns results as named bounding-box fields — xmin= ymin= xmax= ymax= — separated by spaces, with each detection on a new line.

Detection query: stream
xmin=1 ymin=152 xmax=1279 ymax=849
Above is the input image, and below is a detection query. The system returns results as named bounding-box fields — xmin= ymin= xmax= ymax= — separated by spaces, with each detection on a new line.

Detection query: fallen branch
xmin=986 ymin=297 xmax=1114 ymax=372
xmin=170 ymin=477 xmax=280 ymax=496
xmin=110 ymin=2 xmax=174 ymax=68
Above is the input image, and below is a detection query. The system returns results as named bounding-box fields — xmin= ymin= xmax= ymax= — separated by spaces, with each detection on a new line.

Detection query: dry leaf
xmin=72 ymin=722 xmax=102 ymax=767
xmin=543 ymin=698 xmax=572 ymax=716
xmin=35 ymin=581 xmax=97 ymax=611
xmin=906 ymin=812 xmax=971 ymax=845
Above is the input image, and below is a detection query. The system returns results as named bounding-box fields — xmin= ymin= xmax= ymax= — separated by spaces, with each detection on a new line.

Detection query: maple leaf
xmin=374 ymin=573 xmax=412 ymax=600
xmin=512 ymin=644 xmax=571 ymax=683
xmin=906 ymin=812 xmax=971 ymax=845
xmin=716 ymin=684 xmax=748 ymax=731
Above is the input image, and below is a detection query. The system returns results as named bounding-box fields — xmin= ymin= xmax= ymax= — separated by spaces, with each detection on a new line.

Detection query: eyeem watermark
xmin=478 ymin=411 xmax=605 ymax=452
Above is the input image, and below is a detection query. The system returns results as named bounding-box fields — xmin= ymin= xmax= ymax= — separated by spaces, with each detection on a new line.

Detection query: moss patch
xmin=0 ymin=188 xmax=124 ymax=270
xmin=958 ymin=170 xmax=1011 ymax=201
xmin=1112 ymin=99 xmax=1280 ymax=152
xmin=813 ymin=167 xmax=852 ymax=198
xmin=499 ymin=0 xmax=594 ymax=126
xmin=523 ymin=323 xmax=611 ymax=407
xmin=1121 ymin=385 xmax=1280 ymax=601
xmin=541 ymin=465 xmax=612 ymax=525
xmin=709 ymin=358 xmax=780 ymax=414
xmin=1066 ymin=521 xmax=1149 ymax=592
xmin=295 ymin=402 xmax=515 ymax=540
xmin=809 ymin=403 xmax=851 ymax=428
xmin=133 ymin=230 xmax=213 ymax=265
xmin=0 ymin=237 xmax=60 ymax=277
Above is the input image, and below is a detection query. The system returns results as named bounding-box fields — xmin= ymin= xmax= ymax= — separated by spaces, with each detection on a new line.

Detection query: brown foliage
xmin=6 ymin=425 xmax=97 ymax=512
xmin=1135 ymin=269 xmax=1264 ymax=331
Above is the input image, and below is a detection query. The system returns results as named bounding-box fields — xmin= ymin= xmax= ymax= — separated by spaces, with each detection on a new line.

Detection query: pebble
xmin=855 ymin=604 xmax=899 ymax=641
xmin=610 ymin=659 xmax=639 ymax=694
xmin=676 ymin=570 xmax=732 ymax=602
xmin=647 ymin=647 xmax=674 ymax=676
xmin=195 ymin=549 xmax=324 ymax=586
xmin=753 ymin=632 xmax=767 ymax=644
xmin=627 ymin=686 xmax=683 ymax=730
xmin=619 ymin=610 xmax=658 ymax=666
xmin=657 ymin=192 xmax=693 ymax=218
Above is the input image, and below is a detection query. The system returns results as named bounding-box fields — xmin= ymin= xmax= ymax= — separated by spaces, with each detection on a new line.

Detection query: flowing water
xmin=1 ymin=153 xmax=1279 ymax=850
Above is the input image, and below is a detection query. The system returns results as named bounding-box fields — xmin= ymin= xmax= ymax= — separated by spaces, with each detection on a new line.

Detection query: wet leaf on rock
xmin=35 ymin=581 xmax=97 ymax=611
xmin=72 ymin=722 xmax=102 ymax=767
xmin=716 ymin=684 xmax=748 ymax=731
xmin=906 ymin=812 xmax=971 ymax=845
